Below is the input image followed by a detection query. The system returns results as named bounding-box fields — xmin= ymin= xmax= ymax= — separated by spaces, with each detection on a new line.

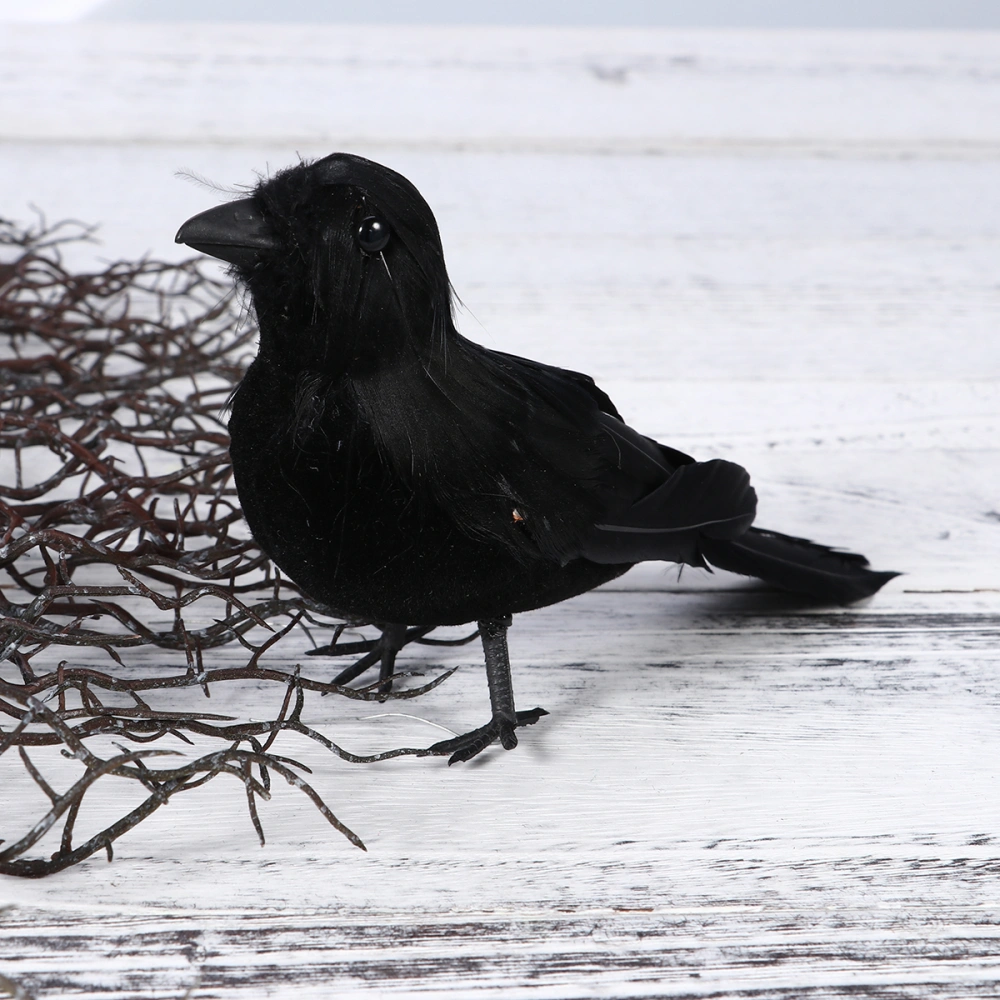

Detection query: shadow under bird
xmin=176 ymin=153 xmax=897 ymax=763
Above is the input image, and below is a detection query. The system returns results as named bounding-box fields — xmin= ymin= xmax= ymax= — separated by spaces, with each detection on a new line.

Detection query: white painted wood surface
xmin=1 ymin=23 xmax=999 ymax=999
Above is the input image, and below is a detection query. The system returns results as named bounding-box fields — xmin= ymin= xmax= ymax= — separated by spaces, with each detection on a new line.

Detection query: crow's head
xmin=176 ymin=152 xmax=454 ymax=374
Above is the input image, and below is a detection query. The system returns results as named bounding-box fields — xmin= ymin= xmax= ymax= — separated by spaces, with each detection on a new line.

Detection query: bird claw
xmin=428 ymin=708 xmax=548 ymax=764
xmin=310 ymin=624 xmax=434 ymax=694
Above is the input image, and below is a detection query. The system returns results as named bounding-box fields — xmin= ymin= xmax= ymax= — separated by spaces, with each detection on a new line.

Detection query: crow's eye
xmin=355 ymin=216 xmax=390 ymax=254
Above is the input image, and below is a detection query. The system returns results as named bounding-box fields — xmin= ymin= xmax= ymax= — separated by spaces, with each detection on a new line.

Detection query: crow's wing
xmin=577 ymin=412 xmax=757 ymax=567
xmin=477 ymin=351 xmax=896 ymax=603
xmin=459 ymin=345 xmax=758 ymax=568
xmin=377 ymin=341 xmax=895 ymax=603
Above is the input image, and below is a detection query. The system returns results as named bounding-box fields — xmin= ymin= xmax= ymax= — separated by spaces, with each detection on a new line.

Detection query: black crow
xmin=176 ymin=153 xmax=897 ymax=763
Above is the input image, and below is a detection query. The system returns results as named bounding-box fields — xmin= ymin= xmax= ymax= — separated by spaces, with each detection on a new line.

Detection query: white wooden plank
xmin=2 ymin=596 xmax=1000 ymax=990
xmin=3 ymin=24 xmax=1000 ymax=151
xmin=4 ymin=905 xmax=1000 ymax=999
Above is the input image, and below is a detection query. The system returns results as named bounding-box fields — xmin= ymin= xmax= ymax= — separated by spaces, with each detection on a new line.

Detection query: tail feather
xmin=699 ymin=526 xmax=899 ymax=605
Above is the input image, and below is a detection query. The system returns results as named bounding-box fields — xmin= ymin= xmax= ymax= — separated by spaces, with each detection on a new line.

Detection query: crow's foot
xmin=309 ymin=624 xmax=479 ymax=694
xmin=427 ymin=708 xmax=548 ymax=764
xmin=308 ymin=623 xmax=433 ymax=694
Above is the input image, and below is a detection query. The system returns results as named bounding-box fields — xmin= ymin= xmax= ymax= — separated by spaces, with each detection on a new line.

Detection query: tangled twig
xmin=0 ymin=217 xmax=453 ymax=877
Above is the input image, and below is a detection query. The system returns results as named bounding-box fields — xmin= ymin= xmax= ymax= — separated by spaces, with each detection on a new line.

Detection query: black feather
xmin=700 ymin=527 xmax=900 ymax=605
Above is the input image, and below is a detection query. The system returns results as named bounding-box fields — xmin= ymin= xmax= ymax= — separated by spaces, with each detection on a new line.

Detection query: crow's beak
xmin=175 ymin=198 xmax=278 ymax=267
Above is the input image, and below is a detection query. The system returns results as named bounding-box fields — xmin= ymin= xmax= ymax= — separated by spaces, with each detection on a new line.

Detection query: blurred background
xmin=2 ymin=0 xmax=999 ymax=27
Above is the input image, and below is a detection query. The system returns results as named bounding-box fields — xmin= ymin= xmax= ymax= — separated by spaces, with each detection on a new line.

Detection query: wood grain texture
xmin=1 ymin=23 xmax=999 ymax=1000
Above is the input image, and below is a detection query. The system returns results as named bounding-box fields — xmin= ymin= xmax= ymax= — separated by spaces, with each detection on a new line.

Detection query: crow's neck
xmin=255 ymin=309 xmax=443 ymax=381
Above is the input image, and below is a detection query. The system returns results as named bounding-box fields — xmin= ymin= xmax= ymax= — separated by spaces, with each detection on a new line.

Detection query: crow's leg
xmin=373 ymin=622 xmax=406 ymax=695
xmin=310 ymin=623 xmax=434 ymax=692
xmin=427 ymin=616 xmax=547 ymax=764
